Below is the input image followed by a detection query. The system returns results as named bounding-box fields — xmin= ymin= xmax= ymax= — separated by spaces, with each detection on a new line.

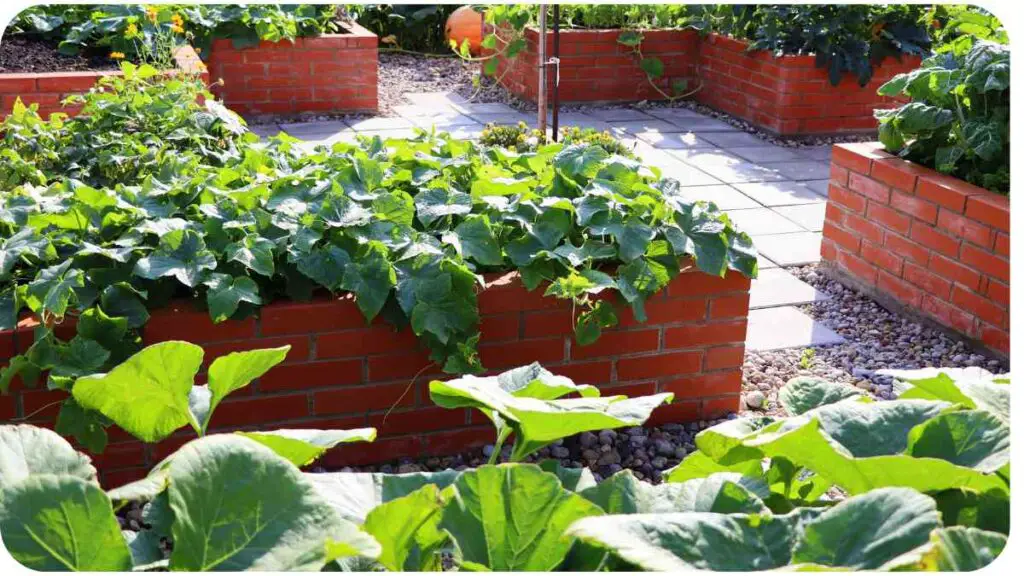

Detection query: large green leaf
xmin=340 ymin=241 xmax=395 ymax=321
xmin=133 ymin=229 xmax=217 ymax=288
xmin=881 ymin=526 xmax=1007 ymax=571
xmin=363 ymin=484 xmax=448 ymax=571
xmin=440 ymin=464 xmax=604 ymax=571
xmin=72 ymin=341 xmax=204 ymax=442
xmin=0 ymin=424 xmax=97 ymax=486
xmin=778 ymin=376 xmax=866 ymax=416
xmin=238 ymin=428 xmax=377 ymax=467
xmin=581 ymin=470 xmax=769 ymax=514
xmin=196 ymin=345 xmax=290 ymax=432
xmin=452 ymin=214 xmax=502 ymax=265
xmin=905 ymin=410 xmax=1009 ymax=472
xmin=167 ymin=434 xmax=379 ymax=571
xmin=0 ymin=475 xmax=132 ymax=571
xmin=792 ymin=488 xmax=940 ymax=569
xmin=880 ymin=368 xmax=1009 ymax=424
xmin=663 ymin=450 xmax=764 ymax=483
xmin=25 ymin=260 xmax=83 ymax=318
xmin=430 ymin=371 xmax=671 ymax=461
xmin=203 ymin=273 xmax=261 ymax=322
xmin=306 ymin=469 xmax=460 ymax=524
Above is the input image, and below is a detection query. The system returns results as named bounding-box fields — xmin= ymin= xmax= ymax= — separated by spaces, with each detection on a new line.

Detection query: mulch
xmin=0 ymin=35 xmax=119 ymax=73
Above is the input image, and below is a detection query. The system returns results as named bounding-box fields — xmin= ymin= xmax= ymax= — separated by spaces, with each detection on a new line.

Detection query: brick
xmin=993 ymin=233 xmax=1009 ymax=257
xmin=702 ymin=396 xmax=741 ymax=419
xmin=479 ymin=337 xmax=565 ymax=369
xmin=663 ymin=370 xmax=742 ymax=399
xmin=0 ymin=76 xmax=37 ymax=92
xmin=929 ymin=253 xmax=982 ymax=292
xmin=646 ymin=400 xmax=701 ymax=426
xmin=890 ymin=191 xmax=938 ymax=223
xmin=708 ymin=294 xmax=749 ymax=319
xmin=960 ymin=244 xmax=1009 ymax=283
xmin=321 ymin=435 xmax=421 ymax=467
xmin=843 ymin=213 xmax=885 ymax=246
xmin=951 ymin=286 xmax=1006 ymax=328
xmin=835 ymin=248 xmax=878 ymax=286
xmin=479 ymin=314 xmax=520 ymax=342
xmin=617 ymin=351 xmax=702 ymax=380
xmin=664 ymin=321 xmax=747 ymax=349
xmin=571 ymin=329 xmax=659 ymax=360
xmin=916 ymin=174 xmax=970 ymax=213
xmin=937 ymin=210 xmax=994 ymax=248
xmin=860 ymin=241 xmax=903 ymax=276
xmin=965 ymin=194 xmax=1010 ymax=232
xmin=37 ymin=74 xmax=102 ymax=92
xmin=979 ymin=325 xmax=1009 ymax=355
xmin=986 ymin=279 xmax=1009 ymax=308
xmin=622 ymin=298 xmax=708 ymax=326
xmin=421 ymin=427 xmax=495 ymax=457
xmin=0 ymin=395 xmax=17 ymax=420
xmin=704 ymin=345 xmax=745 ymax=371
xmin=870 ymin=158 xmax=926 ymax=192
xmin=260 ymin=298 xmax=367 ymax=335
xmin=827 ymin=182 xmax=868 ymax=214
xmin=665 ymin=270 xmax=750 ymax=297
xmin=830 ymin=164 xmax=849 ymax=187
xmin=370 ymin=406 xmax=468 ymax=437
xmin=144 ymin=307 xmax=256 ymax=344
xmin=833 ymin=143 xmax=881 ymax=173
xmin=367 ymin=350 xmax=438 ymax=382
xmin=601 ymin=382 xmax=658 ymax=397
xmin=867 ymin=202 xmax=911 ymax=235
xmin=260 ymin=358 xmax=364 ymax=391
xmin=317 ymin=325 xmax=419 ymax=358
xmin=884 ymin=232 xmax=930 ymax=266
xmin=102 ymin=467 xmax=150 ymax=489
xmin=902 ymin=262 xmax=952 ymax=299
xmin=521 ymin=309 xmax=574 ymax=338
xmin=909 ymin=221 xmax=960 ymax=257
xmin=314 ymin=382 xmax=416 ymax=416
xmin=822 ymin=222 xmax=861 ymax=253
xmin=877 ymin=271 xmax=923 ymax=308
xmin=921 ymin=296 xmax=976 ymax=336
xmin=89 ymin=442 xmax=146 ymax=470
xmin=203 ymin=336 xmax=310 ymax=366
xmin=210 ymin=394 xmax=308 ymax=429
xmin=552 ymin=360 xmax=613 ymax=385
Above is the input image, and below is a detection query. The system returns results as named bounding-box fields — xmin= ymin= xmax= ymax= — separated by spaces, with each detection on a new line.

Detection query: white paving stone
xmin=644 ymin=107 xmax=705 ymax=122
xmin=693 ymin=160 xmax=787 ymax=184
xmin=668 ymin=148 xmax=743 ymax=166
xmin=749 ymin=268 xmax=830 ymax=309
xmin=745 ymin=306 xmax=845 ymax=351
xmin=675 ymin=185 xmax=761 ymax=210
xmin=279 ymin=120 xmax=349 ymax=138
xmin=583 ymin=108 xmax=654 ymax=121
xmin=635 ymin=131 xmax=714 ymax=150
xmin=348 ymin=116 xmax=414 ymax=131
xmin=470 ymin=112 xmax=533 ymax=126
xmin=732 ymin=181 xmax=827 ymax=207
xmin=248 ymin=123 xmax=282 ymax=138
xmin=610 ymin=119 xmax=688 ymax=135
xmin=453 ymin=102 xmax=518 ymax=115
xmin=409 ymin=113 xmax=482 ymax=129
xmin=760 ymin=160 xmax=831 ymax=181
xmin=642 ymin=151 xmax=724 ymax=187
xmin=699 ymin=131 xmax=772 ymax=148
xmin=804 ymin=179 xmax=830 ymax=196
xmin=796 ymin=145 xmax=833 ymax=161
xmin=752 ymin=232 xmax=824 ymax=266
xmin=661 ymin=116 xmax=739 ymax=132
xmin=773 ymin=203 xmax=827 ymax=232
xmin=725 ymin=208 xmax=804 ymax=236
xmin=758 ymin=253 xmax=779 ymax=270
xmin=403 ymin=91 xmax=468 ymax=107
xmin=728 ymin=145 xmax=807 ymax=163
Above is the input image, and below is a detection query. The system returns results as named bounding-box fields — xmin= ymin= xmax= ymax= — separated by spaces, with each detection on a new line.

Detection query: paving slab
xmin=796 ymin=145 xmax=833 ymax=161
xmin=675 ymin=185 xmax=761 ymax=210
xmin=453 ymin=102 xmax=518 ymax=115
xmin=351 ymin=128 xmax=420 ymax=140
xmin=758 ymin=253 xmax=779 ymax=270
xmin=403 ymin=91 xmax=468 ymax=107
xmin=693 ymin=160 xmax=787 ymax=184
xmin=661 ymin=116 xmax=740 ymax=132
xmin=745 ymin=306 xmax=845 ymax=351
xmin=278 ymin=120 xmax=349 ymax=138
xmin=725 ymin=208 xmax=805 ymax=236
xmin=469 ymin=112 xmax=533 ymax=126
xmin=761 ymin=160 xmax=831 ymax=181
xmin=804 ymin=179 xmax=830 ymax=196
xmin=732 ymin=181 xmax=827 ymax=207
xmin=635 ymin=131 xmax=714 ymax=150
xmin=642 ymin=150 xmax=724 ymax=187
xmin=583 ymin=108 xmax=654 ymax=122
xmin=728 ymin=145 xmax=807 ymax=163
xmin=644 ymin=107 xmax=705 ymax=122
xmin=773 ymin=203 xmax=827 ymax=232
xmin=610 ymin=119 xmax=688 ymax=135
xmin=699 ymin=131 xmax=773 ymax=148
xmin=749 ymin=268 xmax=830 ymax=309
xmin=348 ymin=116 xmax=414 ymax=131
xmin=248 ymin=123 xmax=282 ymax=138
xmin=409 ymin=113 xmax=482 ymax=129
xmin=668 ymin=148 xmax=743 ymax=166
xmin=752 ymin=232 xmax=824 ymax=266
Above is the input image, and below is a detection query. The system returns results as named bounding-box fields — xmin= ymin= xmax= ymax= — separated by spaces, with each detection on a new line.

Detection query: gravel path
xmin=740 ymin=264 xmax=1008 ymax=417
xmin=377 ymin=52 xmax=513 ymax=115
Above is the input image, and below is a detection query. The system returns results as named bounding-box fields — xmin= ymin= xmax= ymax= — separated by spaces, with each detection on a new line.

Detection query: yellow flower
xmin=171 ymin=24 xmax=184 ymax=34
xmin=125 ymin=23 xmax=139 ymax=38
xmin=110 ymin=51 xmax=126 ymax=59
xmin=171 ymin=14 xmax=184 ymax=27
xmin=145 ymin=7 xmax=158 ymax=24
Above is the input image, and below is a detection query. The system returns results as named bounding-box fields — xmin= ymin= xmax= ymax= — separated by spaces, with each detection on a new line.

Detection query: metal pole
xmin=552 ymin=4 xmax=560 ymax=142
xmin=537 ymin=4 xmax=547 ymax=138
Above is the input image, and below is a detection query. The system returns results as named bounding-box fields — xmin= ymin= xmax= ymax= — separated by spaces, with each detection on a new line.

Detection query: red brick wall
xmin=1 ymin=266 xmax=750 ymax=486
xmin=204 ymin=22 xmax=377 ymax=117
xmin=0 ymin=45 xmax=209 ymax=118
xmin=822 ymin=142 xmax=1009 ymax=357
xmin=695 ymin=33 xmax=918 ymax=135
xmin=493 ymin=26 xmax=699 ymax=104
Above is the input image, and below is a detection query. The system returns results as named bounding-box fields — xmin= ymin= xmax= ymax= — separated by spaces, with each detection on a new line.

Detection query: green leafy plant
xmin=0 ymin=66 xmax=757 ymax=458
xmin=479 ymin=121 xmax=636 ymax=157
xmin=344 ymin=4 xmax=458 ymax=53
xmin=616 ymin=29 xmax=698 ymax=101
xmin=667 ymin=368 xmax=1010 ymax=534
xmin=875 ymin=37 xmax=1009 ymax=193
xmin=429 ymin=362 xmax=673 ymax=463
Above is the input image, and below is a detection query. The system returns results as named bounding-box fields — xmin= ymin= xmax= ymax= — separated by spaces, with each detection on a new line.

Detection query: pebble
xmin=744 ymin=391 xmax=766 ymax=409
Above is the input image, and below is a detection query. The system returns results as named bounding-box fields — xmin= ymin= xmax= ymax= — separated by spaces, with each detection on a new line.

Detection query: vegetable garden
xmin=0 ymin=2 xmax=1013 ymax=573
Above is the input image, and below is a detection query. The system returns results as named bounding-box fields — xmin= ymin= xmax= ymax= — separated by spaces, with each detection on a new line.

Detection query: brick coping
xmin=206 ymin=20 xmax=377 ymax=50
xmin=0 ymin=44 xmax=207 ymax=83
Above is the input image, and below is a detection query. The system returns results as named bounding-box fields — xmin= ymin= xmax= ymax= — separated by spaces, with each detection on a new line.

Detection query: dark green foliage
xmin=875 ymin=37 xmax=1009 ymax=194
xmin=344 ymin=4 xmax=459 ymax=53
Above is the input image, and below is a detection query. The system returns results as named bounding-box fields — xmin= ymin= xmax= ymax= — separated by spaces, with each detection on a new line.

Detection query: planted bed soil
xmin=0 ymin=34 xmax=119 ymax=73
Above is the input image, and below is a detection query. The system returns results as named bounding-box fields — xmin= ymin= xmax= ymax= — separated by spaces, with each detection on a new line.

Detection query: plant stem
xmin=488 ymin=427 xmax=512 ymax=465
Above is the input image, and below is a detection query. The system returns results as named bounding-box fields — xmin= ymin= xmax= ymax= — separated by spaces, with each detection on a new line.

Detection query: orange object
xmin=445 ymin=6 xmax=484 ymax=54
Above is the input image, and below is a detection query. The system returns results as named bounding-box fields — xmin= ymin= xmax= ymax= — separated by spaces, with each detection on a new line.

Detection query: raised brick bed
xmin=0 ymin=45 xmax=208 ymax=119
xmin=822 ymin=142 xmax=1009 ymax=357
xmin=203 ymin=21 xmax=377 ymax=117
xmin=1 ymin=265 xmax=750 ymax=486
xmin=492 ymin=26 xmax=699 ymax=104
xmin=695 ymin=33 xmax=919 ymax=135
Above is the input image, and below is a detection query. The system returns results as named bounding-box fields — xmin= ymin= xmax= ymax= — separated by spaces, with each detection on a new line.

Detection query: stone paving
xmin=249 ymin=92 xmax=845 ymax=352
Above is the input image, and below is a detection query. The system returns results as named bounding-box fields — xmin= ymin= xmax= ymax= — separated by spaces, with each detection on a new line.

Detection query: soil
xmin=0 ymin=35 xmax=120 ymax=73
